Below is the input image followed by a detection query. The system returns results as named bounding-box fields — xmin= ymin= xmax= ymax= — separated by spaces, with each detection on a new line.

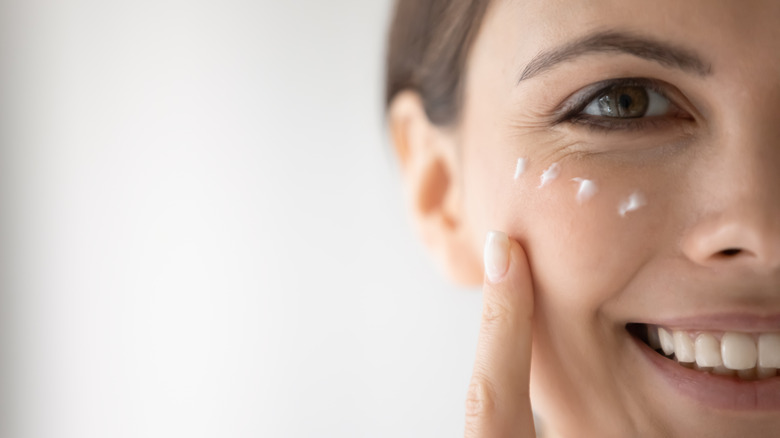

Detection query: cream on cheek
xmin=514 ymin=159 xmax=650 ymax=216
xmin=572 ymin=178 xmax=598 ymax=205
xmin=618 ymin=191 xmax=648 ymax=217
xmin=538 ymin=162 xmax=561 ymax=188
xmin=513 ymin=157 xmax=528 ymax=179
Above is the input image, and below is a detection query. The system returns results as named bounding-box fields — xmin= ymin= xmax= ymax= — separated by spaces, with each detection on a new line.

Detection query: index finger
xmin=465 ymin=231 xmax=536 ymax=438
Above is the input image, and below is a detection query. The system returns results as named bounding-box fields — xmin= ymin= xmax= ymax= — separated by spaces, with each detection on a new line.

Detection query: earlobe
xmin=388 ymin=91 xmax=483 ymax=286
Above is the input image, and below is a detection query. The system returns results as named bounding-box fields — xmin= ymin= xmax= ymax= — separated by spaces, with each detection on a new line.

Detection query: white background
xmin=1 ymin=1 xmax=483 ymax=437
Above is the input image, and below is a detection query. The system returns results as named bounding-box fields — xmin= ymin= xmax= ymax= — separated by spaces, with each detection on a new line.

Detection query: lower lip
xmin=631 ymin=335 xmax=780 ymax=411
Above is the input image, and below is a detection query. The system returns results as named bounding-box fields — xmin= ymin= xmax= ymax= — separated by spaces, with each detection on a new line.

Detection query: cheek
xmin=495 ymin=160 xmax=665 ymax=310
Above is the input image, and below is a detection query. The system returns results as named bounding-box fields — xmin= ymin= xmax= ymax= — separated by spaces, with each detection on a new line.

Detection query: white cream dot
xmin=538 ymin=162 xmax=561 ymax=188
xmin=618 ymin=191 xmax=647 ymax=217
xmin=514 ymin=157 xmax=528 ymax=180
xmin=572 ymin=178 xmax=598 ymax=204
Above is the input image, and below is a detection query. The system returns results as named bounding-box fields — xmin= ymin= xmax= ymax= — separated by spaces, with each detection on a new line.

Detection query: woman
xmin=385 ymin=0 xmax=780 ymax=437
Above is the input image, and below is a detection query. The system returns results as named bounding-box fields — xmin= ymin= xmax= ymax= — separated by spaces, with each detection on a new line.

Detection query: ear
xmin=388 ymin=91 xmax=483 ymax=286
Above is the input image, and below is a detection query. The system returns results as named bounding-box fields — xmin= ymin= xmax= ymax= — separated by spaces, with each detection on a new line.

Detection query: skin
xmin=389 ymin=0 xmax=780 ymax=437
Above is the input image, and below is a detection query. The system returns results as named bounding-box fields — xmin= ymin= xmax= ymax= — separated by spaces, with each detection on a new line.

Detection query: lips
xmin=628 ymin=322 xmax=780 ymax=410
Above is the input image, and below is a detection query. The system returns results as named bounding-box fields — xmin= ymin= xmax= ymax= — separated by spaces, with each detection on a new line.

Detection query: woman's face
xmin=455 ymin=0 xmax=780 ymax=436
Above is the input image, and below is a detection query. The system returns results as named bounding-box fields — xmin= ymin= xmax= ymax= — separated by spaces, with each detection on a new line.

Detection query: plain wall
xmin=1 ymin=1 xmax=483 ymax=437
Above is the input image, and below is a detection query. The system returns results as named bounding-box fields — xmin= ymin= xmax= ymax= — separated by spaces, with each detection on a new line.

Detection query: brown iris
xmin=595 ymin=86 xmax=649 ymax=118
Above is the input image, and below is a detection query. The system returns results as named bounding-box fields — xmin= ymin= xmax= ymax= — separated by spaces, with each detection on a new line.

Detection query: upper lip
xmin=631 ymin=313 xmax=780 ymax=332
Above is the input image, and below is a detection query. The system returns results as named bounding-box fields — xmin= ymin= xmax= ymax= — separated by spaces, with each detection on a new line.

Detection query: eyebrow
xmin=518 ymin=30 xmax=712 ymax=83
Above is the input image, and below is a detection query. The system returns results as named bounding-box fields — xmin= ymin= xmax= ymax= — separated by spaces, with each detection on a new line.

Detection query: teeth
xmin=673 ymin=331 xmax=695 ymax=363
xmin=647 ymin=326 xmax=661 ymax=350
xmin=695 ymin=333 xmax=723 ymax=367
xmin=758 ymin=333 xmax=780 ymax=368
xmin=641 ymin=325 xmax=780 ymax=380
xmin=721 ymin=332 xmax=757 ymax=370
xmin=659 ymin=327 xmax=675 ymax=356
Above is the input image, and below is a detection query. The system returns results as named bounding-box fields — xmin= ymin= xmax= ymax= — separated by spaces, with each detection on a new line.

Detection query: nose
xmin=682 ymin=209 xmax=780 ymax=269
xmin=681 ymin=121 xmax=780 ymax=272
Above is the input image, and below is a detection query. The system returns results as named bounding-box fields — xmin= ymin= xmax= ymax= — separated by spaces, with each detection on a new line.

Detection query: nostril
xmin=682 ymin=218 xmax=774 ymax=267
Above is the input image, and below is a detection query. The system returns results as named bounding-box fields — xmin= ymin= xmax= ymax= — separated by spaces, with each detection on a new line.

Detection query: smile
xmin=627 ymin=321 xmax=780 ymax=410
xmin=628 ymin=323 xmax=780 ymax=380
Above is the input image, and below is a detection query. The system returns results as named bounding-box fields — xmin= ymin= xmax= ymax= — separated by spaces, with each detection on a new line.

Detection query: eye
xmin=580 ymin=86 xmax=670 ymax=118
xmin=555 ymin=78 xmax=694 ymax=132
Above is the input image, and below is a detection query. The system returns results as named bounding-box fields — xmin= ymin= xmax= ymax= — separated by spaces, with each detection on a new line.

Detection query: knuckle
xmin=465 ymin=374 xmax=497 ymax=420
xmin=481 ymin=295 xmax=512 ymax=327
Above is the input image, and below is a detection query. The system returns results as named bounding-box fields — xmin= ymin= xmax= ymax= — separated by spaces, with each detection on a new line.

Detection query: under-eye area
xmin=627 ymin=323 xmax=780 ymax=381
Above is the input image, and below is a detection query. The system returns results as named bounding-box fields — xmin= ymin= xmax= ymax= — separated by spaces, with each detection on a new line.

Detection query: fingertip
xmin=508 ymin=238 xmax=532 ymax=283
xmin=484 ymin=231 xmax=510 ymax=283
xmin=483 ymin=232 xmax=534 ymax=320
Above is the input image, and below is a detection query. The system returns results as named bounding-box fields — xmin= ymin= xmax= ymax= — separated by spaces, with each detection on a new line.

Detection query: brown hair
xmin=385 ymin=0 xmax=492 ymax=126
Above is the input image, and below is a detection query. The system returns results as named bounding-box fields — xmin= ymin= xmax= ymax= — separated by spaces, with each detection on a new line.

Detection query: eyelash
xmin=555 ymin=78 xmax=690 ymax=133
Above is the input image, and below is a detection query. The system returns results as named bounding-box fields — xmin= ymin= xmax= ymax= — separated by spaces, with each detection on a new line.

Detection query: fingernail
xmin=484 ymin=231 xmax=510 ymax=283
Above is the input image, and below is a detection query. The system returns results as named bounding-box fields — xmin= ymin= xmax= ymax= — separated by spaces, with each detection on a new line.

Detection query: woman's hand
xmin=465 ymin=231 xmax=537 ymax=438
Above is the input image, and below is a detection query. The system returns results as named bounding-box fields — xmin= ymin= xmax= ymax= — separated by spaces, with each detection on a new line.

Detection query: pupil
xmin=612 ymin=87 xmax=648 ymax=118
xmin=619 ymin=94 xmax=633 ymax=110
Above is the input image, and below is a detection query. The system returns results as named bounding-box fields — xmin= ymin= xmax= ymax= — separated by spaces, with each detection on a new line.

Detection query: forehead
xmin=471 ymin=0 xmax=780 ymax=85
